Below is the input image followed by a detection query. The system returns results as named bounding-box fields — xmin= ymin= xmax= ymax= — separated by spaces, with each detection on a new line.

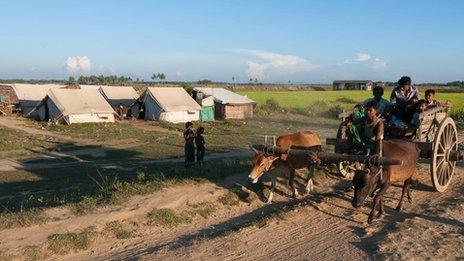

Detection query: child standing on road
xmin=184 ymin=122 xmax=195 ymax=168
xmin=195 ymin=127 xmax=206 ymax=166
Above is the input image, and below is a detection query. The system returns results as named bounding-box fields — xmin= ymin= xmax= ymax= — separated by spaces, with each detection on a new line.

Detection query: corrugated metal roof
xmin=194 ymin=87 xmax=255 ymax=105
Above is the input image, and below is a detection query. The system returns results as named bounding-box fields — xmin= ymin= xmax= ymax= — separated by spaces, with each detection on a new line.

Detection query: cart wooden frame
xmin=326 ymin=105 xmax=462 ymax=192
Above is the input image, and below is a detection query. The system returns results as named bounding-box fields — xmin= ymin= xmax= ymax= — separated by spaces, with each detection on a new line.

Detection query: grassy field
xmin=238 ymin=90 xmax=464 ymax=112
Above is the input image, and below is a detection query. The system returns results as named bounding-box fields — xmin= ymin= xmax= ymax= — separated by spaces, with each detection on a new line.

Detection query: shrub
xmin=147 ymin=208 xmax=192 ymax=227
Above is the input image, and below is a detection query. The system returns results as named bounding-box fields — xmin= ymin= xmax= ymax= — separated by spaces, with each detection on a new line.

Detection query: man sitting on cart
xmin=348 ymin=101 xmax=384 ymax=155
xmin=362 ymin=85 xmax=391 ymax=117
xmin=390 ymin=76 xmax=420 ymax=129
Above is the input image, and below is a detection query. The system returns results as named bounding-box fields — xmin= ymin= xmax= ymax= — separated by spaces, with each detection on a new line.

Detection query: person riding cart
xmin=362 ymin=85 xmax=391 ymax=117
xmin=390 ymin=76 xmax=420 ymax=129
xmin=348 ymin=101 xmax=384 ymax=155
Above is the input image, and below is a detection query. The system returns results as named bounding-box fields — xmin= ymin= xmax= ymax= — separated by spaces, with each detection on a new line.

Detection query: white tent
xmin=79 ymin=85 xmax=101 ymax=91
xmin=99 ymin=86 xmax=138 ymax=107
xmin=35 ymin=89 xmax=116 ymax=125
xmin=140 ymin=87 xmax=201 ymax=123
xmin=13 ymin=84 xmax=64 ymax=116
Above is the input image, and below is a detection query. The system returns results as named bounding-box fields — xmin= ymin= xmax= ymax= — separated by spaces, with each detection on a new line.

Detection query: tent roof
xmin=146 ymin=87 xmax=201 ymax=112
xmin=194 ymin=87 xmax=255 ymax=105
xmin=79 ymin=85 xmax=101 ymax=91
xmin=47 ymin=89 xmax=115 ymax=115
xmin=13 ymin=84 xmax=64 ymax=101
xmin=99 ymin=86 xmax=138 ymax=102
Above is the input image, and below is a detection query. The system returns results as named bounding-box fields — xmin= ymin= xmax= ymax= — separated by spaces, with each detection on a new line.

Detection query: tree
xmin=254 ymin=78 xmax=258 ymax=83
xmin=68 ymin=76 xmax=75 ymax=83
xmin=232 ymin=76 xmax=235 ymax=82
xmin=151 ymin=73 xmax=159 ymax=81
xmin=159 ymin=73 xmax=166 ymax=81
xmin=249 ymin=78 xmax=253 ymax=83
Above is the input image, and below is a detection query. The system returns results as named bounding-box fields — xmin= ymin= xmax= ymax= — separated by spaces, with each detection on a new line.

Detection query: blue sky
xmin=0 ymin=0 xmax=463 ymax=83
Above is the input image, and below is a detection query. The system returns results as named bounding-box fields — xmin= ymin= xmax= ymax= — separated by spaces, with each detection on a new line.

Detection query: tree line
xmin=70 ymin=75 xmax=133 ymax=85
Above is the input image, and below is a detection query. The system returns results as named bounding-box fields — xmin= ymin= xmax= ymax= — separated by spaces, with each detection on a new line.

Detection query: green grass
xmin=104 ymin=221 xmax=135 ymax=239
xmin=47 ymin=227 xmax=97 ymax=255
xmin=189 ymin=202 xmax=216 ymax=219
xmin=238 ymin=90 xmax=464 ymax=112
xmin=0 ymin=158 xmax=251 ymax=227
xmin=0 ymin=209 xmax=47 ymax=230
xmin=147 ymin=208 xmax=192 ymax=227
xmin=0 ymin=126 xmax=55 ymax=157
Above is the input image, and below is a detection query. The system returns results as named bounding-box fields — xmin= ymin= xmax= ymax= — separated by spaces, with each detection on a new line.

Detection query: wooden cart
xmin=326 ymin=105 xmax=463 ymax=192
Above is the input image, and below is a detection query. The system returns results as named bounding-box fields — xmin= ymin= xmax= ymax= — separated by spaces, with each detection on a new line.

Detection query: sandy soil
xmin=1 ymin=163 xmax=462 ymax=260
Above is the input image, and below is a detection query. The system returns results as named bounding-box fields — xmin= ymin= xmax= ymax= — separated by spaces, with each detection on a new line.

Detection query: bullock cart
xmin=326 ymin=105 xmax=464 ymax=192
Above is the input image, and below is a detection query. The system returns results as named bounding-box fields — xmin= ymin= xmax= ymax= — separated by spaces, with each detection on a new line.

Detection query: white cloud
xmin=231 ymin=49 xmax=316 ymax=79
xmin=356 ymin=53 xmax=371 ymax=62
xmin=340 ymin=53 xmax=387 ymax=69
xmin=343 ymin=52 xmax=372 ymax=64
xmin=373 ymin=57 xmax=387 ymax=69
xmin=66 ymin=56 xmax=91 ymax=74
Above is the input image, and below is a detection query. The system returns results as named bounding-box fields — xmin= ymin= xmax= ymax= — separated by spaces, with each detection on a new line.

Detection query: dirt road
xmin=2 ymin=163 xmax=460 ymax=260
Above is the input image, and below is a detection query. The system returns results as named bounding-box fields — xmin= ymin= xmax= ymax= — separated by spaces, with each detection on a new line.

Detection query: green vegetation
xmin=47 ymin=227 xmax=97 ymax=254
xmin=0 ymin=209 xmax=47 ymax=230
xmin=238 ymin=90 xmax=464 ymax=112
xmin=77 ymin=75 xmax=133 ymax=85
xmin=147 ymin=208 xmax=192 ymax=227
xmin=218 ymin=188 xmax=256 ymax=206
xmin=0 ymin=159 xmax=250 ymax=228
xmin=0 ymin=126 xmax=55 ymax=157
xmin=189 ymin=202 xmax=216 ymax=219
xmin=104 ymin=221 xmax=135 ymax=239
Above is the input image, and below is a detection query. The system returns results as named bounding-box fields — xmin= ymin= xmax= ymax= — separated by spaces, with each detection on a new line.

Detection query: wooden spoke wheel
xmin=334 ymin=121 xmax=359 ymax=179
xmin=431 ymin=117 xmax=458 ymax=192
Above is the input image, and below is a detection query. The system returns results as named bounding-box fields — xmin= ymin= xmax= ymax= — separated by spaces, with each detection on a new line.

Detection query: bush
xmin=324 ymin=105 xmax=345 ymax=118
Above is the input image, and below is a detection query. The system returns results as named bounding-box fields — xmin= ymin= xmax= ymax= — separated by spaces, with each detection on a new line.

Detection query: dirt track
xmin=2 ymin=163 xmax=459 ymax=260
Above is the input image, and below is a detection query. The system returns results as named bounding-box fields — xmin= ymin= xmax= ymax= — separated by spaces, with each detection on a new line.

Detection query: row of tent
xmin=4 ymin=84 xmax=255 ymax=125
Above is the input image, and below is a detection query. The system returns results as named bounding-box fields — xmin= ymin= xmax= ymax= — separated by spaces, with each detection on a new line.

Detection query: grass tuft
xmin=71 ymin=196 xmax=99 ymax=215
xmin=147 ymin=208 xmax=192 ymax=227
xmin=0 ymin=209 xmax=47 ymax=230
xmin=47 ymin=227 xmax=97 ymax=255
xmin=218 ymin=191 xmax=241 ymax=206
xmin=104 ymin=221 xmax=135 ymax=239
xmin=189 ymin=202 xmax=216 ymax=219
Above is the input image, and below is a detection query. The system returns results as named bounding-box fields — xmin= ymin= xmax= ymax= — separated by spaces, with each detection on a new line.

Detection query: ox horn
xmin=249 ymin=145 xmax=260 ymax=155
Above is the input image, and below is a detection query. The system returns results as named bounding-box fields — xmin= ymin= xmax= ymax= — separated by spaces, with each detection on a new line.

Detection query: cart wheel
xmin=431 ymin=117 xmax=458 ymax=192
xmin=337 ymin=161 xmax=358 ymax=179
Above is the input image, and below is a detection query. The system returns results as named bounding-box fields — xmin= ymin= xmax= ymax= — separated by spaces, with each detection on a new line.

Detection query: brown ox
xmin=249 ymin=131 xmax=321 ymax=203
xmin=352 ymin=140 xmax=420 ymax=223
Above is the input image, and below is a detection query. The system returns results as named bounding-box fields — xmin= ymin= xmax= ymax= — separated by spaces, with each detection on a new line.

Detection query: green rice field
xmin=238 ymin=90 xmax=464 ymax=112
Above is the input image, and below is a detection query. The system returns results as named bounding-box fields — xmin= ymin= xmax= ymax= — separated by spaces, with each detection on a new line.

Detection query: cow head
xmin=351 ymin=168 xmax=379 ymax=208
xmin=248 ymin=146 xmax=279 ymax=184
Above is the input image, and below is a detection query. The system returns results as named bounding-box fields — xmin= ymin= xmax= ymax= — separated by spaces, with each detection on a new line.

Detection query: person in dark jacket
xmin=184 ymin=122 xmax=195 ymax=168
xmin=195 ymin=127 xmax=206 ymax=166
xmin=390 ymin=76 xmax=420 ymax=128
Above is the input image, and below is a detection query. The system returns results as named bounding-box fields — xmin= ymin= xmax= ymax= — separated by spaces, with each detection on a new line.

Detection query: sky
xmin=0 ymin=0 xmax=463 ymax=83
